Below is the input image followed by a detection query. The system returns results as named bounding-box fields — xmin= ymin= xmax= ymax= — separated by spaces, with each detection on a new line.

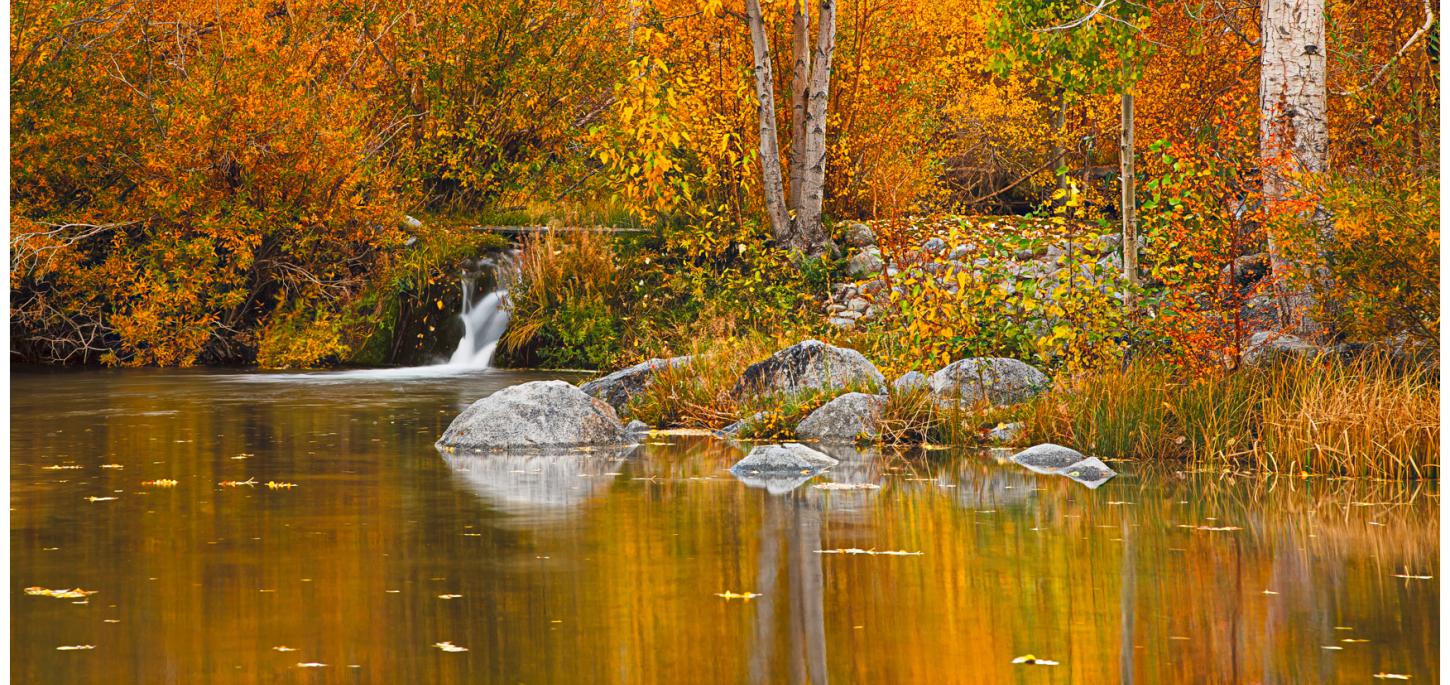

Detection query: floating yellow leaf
xmin=1373 ymin=675 xmax=1411 ymax=680
xmin=26 ymin=587 xmax=98 ymax=599
xmin=815 ymin=548 xmax=923 ymax=556
xmin=1392 ymin=572 xmax=1433 ymax=580
xmin=296 ymin=662 xmax=327 ymax=668
xmin=272 ymin=646 xmax=297 ymax=652
xmin=437 ymin=594 xmax=463 ymax=599
xmin=42 ymin=465 xmax=83 ymax=471
xmin=142 ymin=479 xmax=177 ymax=487
xmin=219 ymin=478 xmax=256 ymax=487
xmin=99 ymin=464 xmax=124 ymax=469
xmin=1012 ymin=654 xmax=1059 ymax=666
xmin=86 ymin=496 xmax=117 ymax=502
xmin=1178 ymin=524 xmax=1242 ymax=532
xmin=433 ymin=641 xmax=468 ymax=652
xmin=265 ymin=481 xmax=298 ymax=489
xmin=812 ymin=483 xmax=881 ymax=491
xmin=715 ymin=591 xmax=762 ymax=600
xmin=56 ymin=645 xmax=95 ymax=651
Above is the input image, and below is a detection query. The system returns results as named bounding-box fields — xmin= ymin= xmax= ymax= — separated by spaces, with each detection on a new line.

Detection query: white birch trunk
xmin=1259 ymin=0 xmax=1330 ymax=336
xmin=746 ymin=0 xmax=792 ymax=244
xmin=788 ymin=0 xmax=811 ymax=213
xmin=1120 ymin=91 xmax=1138 ymax=311
xmin=793 ymin=0 xmax=836 ymax=252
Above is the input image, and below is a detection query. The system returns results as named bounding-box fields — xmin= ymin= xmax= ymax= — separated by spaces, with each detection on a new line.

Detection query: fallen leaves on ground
xmin=26 ymin=587 xmax=99 ymax=599
xmin=715 ymin=591 xmax=762 ymax=600
xmin=433 ymin=641 xmax=469 ymax=652
xmin=815 ymin=548 xmax=923 ymax=556
xmin=1011 ymin=654 xmax=1059 ymax=666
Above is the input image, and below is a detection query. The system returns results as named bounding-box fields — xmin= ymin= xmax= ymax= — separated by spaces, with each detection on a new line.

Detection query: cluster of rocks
xmin=826 ymin=221 xmax=1129 ymax=330
xmin=1006 ymin=443 xmax=1117 ymax=489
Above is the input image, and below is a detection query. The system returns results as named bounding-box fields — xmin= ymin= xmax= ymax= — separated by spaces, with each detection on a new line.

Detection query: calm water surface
xmin=11 ymin=369 xmax=1439 ymax=684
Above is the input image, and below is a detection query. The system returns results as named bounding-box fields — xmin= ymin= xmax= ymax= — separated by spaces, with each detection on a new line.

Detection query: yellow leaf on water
xmin=1373 ymin=675 xmax=1411 ymax=680
xmin=437 ymin=594 xmax=463 ymax=599
xmin=265 ymin=481 xmax=298 ymax=489
xmin=219 ymin=478 xmax=256 ymax=487
xmin=715 ymin=591 xmax=762 ymax=600
xmin=272 ymin=646 xmax=297 ymax=652
xmin=815 ymin=548 xmax=923 ymax=556
xmin=142 ymin=479 xmax=177 ymax=487
xmin=296 ymin=662 xmax=327 ymax=668
xmin=433 ymin=641 xmax=468 ymax=652
xmin=26 ymin=587 xmax=98 ymax=599
xmin=86 ymin=497 xmax=117 ymax=502
xmin=56 ymin=645 xmax=95 ymax=651
xmin=1012 ymin=654 xmax=1059 ymax=666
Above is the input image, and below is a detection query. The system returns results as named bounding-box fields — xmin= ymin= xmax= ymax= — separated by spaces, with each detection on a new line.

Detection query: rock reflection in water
xmin=441 ymin=446 xmax=637 ymax=519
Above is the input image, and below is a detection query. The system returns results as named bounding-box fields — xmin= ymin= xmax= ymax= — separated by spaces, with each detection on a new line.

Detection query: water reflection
xmin=10 ymin=369 xmax=1440 ymax=685
xmin=441 ymin=447 xmax=638 ymax=519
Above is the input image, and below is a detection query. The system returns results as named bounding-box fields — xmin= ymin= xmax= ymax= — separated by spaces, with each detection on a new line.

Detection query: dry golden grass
xmin=1022 ymin=353 xmax=1439 ymax=479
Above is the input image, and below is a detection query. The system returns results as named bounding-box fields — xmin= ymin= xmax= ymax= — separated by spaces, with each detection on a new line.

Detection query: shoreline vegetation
xmin=10 ymin=2 xmax=1437 ymax=479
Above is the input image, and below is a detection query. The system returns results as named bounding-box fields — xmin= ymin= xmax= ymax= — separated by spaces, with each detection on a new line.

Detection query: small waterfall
xmin=445 ymin=251 xmax=517 ymax=369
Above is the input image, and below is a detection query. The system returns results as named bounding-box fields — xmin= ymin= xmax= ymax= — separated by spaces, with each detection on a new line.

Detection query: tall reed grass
xmin=1021 ymin=353 xmax=1439 ymax=479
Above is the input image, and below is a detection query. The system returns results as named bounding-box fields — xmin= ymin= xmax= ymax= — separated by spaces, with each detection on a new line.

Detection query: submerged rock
xmin=436 ymin=380 xmax=634 ymax=451
xmin=624 ymin=420 xmax=652 ymax=439
xmin=795 ymin=392 xmax=887 ymax=444
xmin=1009 ymin=443 xmax=1087 ymax=472
xmin=580 ymin=356 xmax=691 ymax=417
xmin=928 ymin=357 xmax=1049 ymax=406
xmin=732 ymin=340 xmax=886 ymax=397
xmin=1061 ymin=457 xmax=1117 ymax=488
xmin=730 ymin=443 xmax=839 ymax=474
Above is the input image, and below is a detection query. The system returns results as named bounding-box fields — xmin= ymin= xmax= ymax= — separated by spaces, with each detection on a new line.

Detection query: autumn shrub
xmin=861 ymin=190 xmax=1133 ymax=379
xmin=499 ymin=229 xmax=622 ymax=369
xmin=1021 ymin=353 xmax=1439 ymax=479
xmin=625 ymin=332 xmax=788 ymax=428
xmin=1315 ymin=170 xmax=1439 ymax=346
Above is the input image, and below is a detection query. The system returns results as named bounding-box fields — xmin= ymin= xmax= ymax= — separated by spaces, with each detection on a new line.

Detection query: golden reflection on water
xmin=10 ymin=370 xmax=1439 ymax=684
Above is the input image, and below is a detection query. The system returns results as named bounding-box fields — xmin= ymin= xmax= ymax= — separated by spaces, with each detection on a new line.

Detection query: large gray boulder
xmin=796 ymin=392 xmax=887 ymax=444
xmin=732 ymin=340 xmax=886 ymax=397
xmin=436 ymin=380 xmax=634 ymax=451
xmin=730 ymin=443 xmax=839 ymax=474
xmin=1010 ymin=443 xmax=1087 ymax=472
xmin=579 ymin=355 xmax=691 ymax=417
xmin=928 ymin=357 xmax=1049 ymax=406
xmin=892 ymin=371 xmax=928 ymax=393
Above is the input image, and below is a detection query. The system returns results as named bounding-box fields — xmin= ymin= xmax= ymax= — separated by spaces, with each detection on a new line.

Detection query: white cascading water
xmin=444 ymin=251 xmax=516 ymax=369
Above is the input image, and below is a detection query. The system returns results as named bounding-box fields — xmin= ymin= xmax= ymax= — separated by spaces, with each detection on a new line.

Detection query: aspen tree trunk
xmin=788 ymin=0 xmax=811 ymax=213
xmin=745 ymin=0 xmax=791 ymax=243
xmin=793 ymin=0 xmax=837 ymax=252
xmin=1120 ymin=91 xmax=1138 ymax=311
xmin=1054 ymin=90 xmax=1068 ymax=200
xmin=1259 ymin=0 xmax=1330 ymax=337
